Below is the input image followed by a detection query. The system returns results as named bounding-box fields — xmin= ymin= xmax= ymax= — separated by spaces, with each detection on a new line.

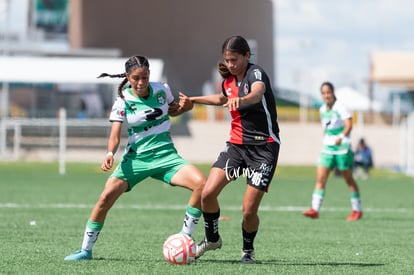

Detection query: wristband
xmin=106 ymin=152 xmax=114 ymax=157
xmin=338 ymin=133 xmax=345 ymax=139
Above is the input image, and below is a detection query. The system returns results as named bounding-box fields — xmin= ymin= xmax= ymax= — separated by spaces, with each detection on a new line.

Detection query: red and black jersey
xmin=221 ymin=63 xmax=280 ymax=145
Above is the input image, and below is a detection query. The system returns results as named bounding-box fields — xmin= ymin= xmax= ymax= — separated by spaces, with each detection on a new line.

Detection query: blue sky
xmin=273 ymin=0 xmax=414 ymax=99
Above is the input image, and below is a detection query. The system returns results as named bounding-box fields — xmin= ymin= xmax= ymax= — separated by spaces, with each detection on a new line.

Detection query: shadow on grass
xmin=193 ymin=259 xmax=385 ymax=267
xmin=93 ymin=257 xmax=385 ymax=268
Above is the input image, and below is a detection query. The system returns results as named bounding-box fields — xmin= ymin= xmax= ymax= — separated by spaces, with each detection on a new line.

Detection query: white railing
xmin=400 ymin=112 xmax=414 ymax=176
xmin=0 ymin=108 xmax=112 ymax=174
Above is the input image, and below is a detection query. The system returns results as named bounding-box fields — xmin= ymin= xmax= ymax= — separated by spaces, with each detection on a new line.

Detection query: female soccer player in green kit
xmin=303 ymin=81 xmax=362 ymax=221
xmin=64 ymin=55 xmax=205 ymax=260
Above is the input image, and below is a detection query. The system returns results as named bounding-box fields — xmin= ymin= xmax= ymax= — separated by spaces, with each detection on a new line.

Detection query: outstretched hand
xmin=178 ymin=92 xmax=193 ymax=112
xmin=223 ymin=97 xmax=242 ymax=111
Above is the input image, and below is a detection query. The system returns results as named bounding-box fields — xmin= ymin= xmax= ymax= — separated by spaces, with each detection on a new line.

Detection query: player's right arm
xmin=102 ymin=122 xmax=122 ymax=172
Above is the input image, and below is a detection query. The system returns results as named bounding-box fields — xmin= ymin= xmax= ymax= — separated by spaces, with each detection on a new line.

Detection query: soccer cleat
xmin=303 ymin=208 xmax=319 ymax=219
xmin=64 ymin=249 xmax=92 ymax=261
xmin=241 ymin=249 xmax=256 ymax=264
xmin=195 ymin=236 xmax=222 ymax=259
xmin=347 ymin=210 xmax=363 ymax=221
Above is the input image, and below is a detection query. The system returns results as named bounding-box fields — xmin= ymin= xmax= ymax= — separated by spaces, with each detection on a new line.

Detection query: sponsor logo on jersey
xmin=253 ymin=69 xmax=262 ymax=80
xmin=226 ymin=88 xmax=232 ymax=96
xmin=144 ymin=108 xmax=163 ymax=121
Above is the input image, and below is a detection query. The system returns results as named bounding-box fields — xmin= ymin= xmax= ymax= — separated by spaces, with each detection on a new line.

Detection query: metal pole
xmin=13 ymin=122 xmax=21 ymax=160
xmin=0 ymin=82 xmax=10 ymax=157
xmin=0 ymin=0 xmax=11 ymax=157
xmin=59 ymin=108 xmax=67 ymax=175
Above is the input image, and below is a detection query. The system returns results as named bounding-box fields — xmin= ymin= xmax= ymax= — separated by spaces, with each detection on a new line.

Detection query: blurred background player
xmin=353 ymin=138 xmax=373 ymax=180
xmin=64 ymin=55 xmax=205 ymax=261
xmin=303 ymin=81 xmax=363 ymax=221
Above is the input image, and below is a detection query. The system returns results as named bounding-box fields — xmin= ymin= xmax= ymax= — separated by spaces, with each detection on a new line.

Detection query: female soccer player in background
xmin=64 ymin=55 xmax=205 ymax=261
xmin=303 ymin=81 xmax=363 ymax=221
xmin=180 ymin=35 xmax=281 ymax=264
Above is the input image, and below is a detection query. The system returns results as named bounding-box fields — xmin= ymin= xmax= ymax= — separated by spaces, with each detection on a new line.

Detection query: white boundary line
xmin=0 ymin=203 xmax=412 ymax=213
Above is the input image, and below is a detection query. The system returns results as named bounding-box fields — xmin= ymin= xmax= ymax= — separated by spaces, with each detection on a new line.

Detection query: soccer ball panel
xmin=163 ymin=233 xmax=196 ymax=265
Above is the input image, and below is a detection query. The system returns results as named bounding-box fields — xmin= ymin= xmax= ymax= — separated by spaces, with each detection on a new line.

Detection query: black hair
xmin=98 ymin=55 xmax=150 ymax=99
xmin=218 ymin=35 xmax=251 ymax=79
xmin=320 ymin=81 xmax=335 ymax=92
xmin=320 ymin=81 xmax=336 ymax=102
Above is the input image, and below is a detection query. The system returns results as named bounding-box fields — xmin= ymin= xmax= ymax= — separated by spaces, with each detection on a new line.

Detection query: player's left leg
xmin=170 ymin=164 xmax=206 ymax=236
xmin=240 ymin=142 xmax=278 ymax=264
xmin=240 ymin=185 xmax=265 ymax=264
xmin=341 ymin=169 xmax=363 ymax=221
xmin=339 ymin=151 xmax=363 ymax=221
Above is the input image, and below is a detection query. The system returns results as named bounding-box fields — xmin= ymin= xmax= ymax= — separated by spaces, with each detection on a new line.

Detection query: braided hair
xmin=98 ymin=55 xmax=150 ymax=99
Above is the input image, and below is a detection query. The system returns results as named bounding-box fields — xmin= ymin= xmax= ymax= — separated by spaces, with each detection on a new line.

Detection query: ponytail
xmin=97 ymin=55 xmax=150 ymax=99
xmin=97 ymin=72 xmax=128 ymax=99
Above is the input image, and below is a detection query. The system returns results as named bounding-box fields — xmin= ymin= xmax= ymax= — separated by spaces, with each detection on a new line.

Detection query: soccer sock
xmin=311 ymin=189 xmax=325 ymax=212
xmin=81 ymin=220 xmax=103 ymax=251
xmin=350 ymin=192 xmax=362 ymax=211
xmin=203 ymin=209 xmax=220 ymax=242
xmin=242 ymin=228 xmax=257 ymax=251
xmin=181 ymin=205 xmax=202 ymax=236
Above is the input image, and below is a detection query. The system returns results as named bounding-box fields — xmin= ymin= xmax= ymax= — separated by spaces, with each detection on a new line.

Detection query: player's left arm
xmin=335 ymin=117 xmax=353 ymax=145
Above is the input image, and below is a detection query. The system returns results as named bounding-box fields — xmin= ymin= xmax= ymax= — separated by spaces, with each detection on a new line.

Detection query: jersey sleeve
xmin=162 ymin=82 xmax=175 ymax=104
xmin=247 ymin=67 xmax=266 ymax=86
xmin=108 ymin=96 xmax=125 ymax=122
xmin=335 ymin=102 xmax=352 ymax=120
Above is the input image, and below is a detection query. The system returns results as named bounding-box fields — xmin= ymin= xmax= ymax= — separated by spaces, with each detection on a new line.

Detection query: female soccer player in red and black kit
xmin=181 ymin=35 xmax=280 ymax=264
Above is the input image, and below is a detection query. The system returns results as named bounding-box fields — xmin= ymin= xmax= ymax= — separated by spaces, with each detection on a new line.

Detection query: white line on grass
xmin=0 ymin=203 xmax=412 ymax=213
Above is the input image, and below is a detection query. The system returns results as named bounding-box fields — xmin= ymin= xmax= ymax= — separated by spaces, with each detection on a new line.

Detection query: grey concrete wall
xmin=69 ymin=0 xmax=274 ymax=96
xmin=7 ymin=121 xmax=402 ymax=169
xmin=172 ymin=121 xmax=402 ymax=169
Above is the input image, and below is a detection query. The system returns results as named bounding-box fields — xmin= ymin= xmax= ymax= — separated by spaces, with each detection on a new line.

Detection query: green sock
xmin=311 ymin=189 xmax=325 ymax=211
xmin=81 ymin=220 xmax=104 ymax=251
xmin=181 ymin=205 xmax=202 ymax=236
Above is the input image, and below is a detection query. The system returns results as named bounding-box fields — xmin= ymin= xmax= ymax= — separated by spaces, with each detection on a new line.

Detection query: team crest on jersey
xmin=157 ymin=93 xmax=166 ymax=105
xmin=253 ymin=69 xmax=262 ymax=80
xmin=243 ymin=83 xmax=249 ymax=95
xmin=112 ymin=106 xmax=125 ymax=117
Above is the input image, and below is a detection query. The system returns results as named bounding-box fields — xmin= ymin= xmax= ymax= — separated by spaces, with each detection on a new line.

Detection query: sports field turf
xmin=0 ymin=162 xmax=413 ymax=274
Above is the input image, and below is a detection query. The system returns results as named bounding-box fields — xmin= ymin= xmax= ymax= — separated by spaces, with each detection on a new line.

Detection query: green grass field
xmin=0 ymin=162 xmax=413 ymax=274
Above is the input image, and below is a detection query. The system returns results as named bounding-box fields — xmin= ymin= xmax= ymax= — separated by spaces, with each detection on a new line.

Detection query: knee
xmin=194 ymin=175 xmax=206 ymax=192
xmin=201 ymin=187 xmax=215 ymax=205
xmin=96 ymin=191 xmax=113 ymax=209
xmin=242 ymin=208 xmax=257 ymax=222
xmin=96 ymin=187 xmax=122 ymax=210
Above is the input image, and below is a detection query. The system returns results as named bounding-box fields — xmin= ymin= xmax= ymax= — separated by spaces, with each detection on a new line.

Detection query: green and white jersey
xmin=109 ymin=82 xmax=175 ymax=154
xmin=319 ymin=100 xmax=352 ymax=154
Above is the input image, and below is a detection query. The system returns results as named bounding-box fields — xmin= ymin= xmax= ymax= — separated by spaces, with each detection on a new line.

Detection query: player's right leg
xmin=64 ymin=177 xmax=128 ymax=261
xmin=303 ymin=165 xmax=330 ymax=219
xmin=195 ymin=167 xmax=230 ymax=258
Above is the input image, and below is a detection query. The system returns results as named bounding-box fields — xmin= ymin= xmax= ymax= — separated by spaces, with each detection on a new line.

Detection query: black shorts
xmin=213 ymin=142 xmax=280 ymax=192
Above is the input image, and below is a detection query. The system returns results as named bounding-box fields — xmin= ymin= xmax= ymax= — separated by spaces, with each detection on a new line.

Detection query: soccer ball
xmin=163 ymin=233 xmax=196 ymax=265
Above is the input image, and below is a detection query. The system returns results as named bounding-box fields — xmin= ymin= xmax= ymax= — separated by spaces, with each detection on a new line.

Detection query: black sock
xmin=203 ymin=210 xmax=220 ymax=242
xmin=242 ymin=228 xmax=257 ymax=251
